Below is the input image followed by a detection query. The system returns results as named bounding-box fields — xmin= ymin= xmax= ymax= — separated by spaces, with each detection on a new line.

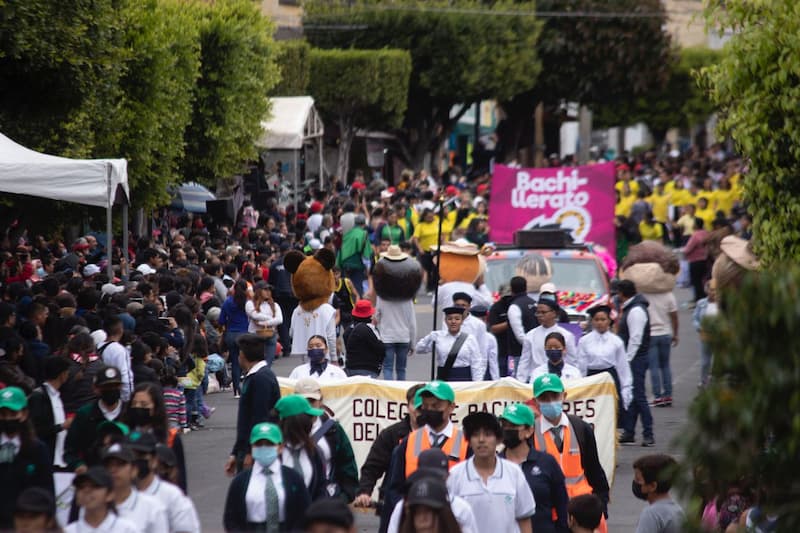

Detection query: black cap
xmin=94 ymin=365 xmax=122 ymax=387
xmin=254 ymin=280 xmax=271 ymax=291
xmin=302 ymin=498 xmax=354 ymax=528
xmin=406 ymin=477 xmax=449 ymax=509
xmin=469 ymin=305 xmax=488 ymax=318
xmin=452 ymin=292 xmax=472 ymax=304
xmin=587 ymin=304 xmax=612 ymax=317
xmin=537 ymin=297 xmax=559 ymax=311
xmin=102 ymin=443 xmax=134 ymax=463
xmin=463 ymin=411 xmax=503 ymax=440
xmin=128 ymin=431 xmax=158 ymax=454
xmin=418 ymin=448 xmax=449 ymax=472
xmin=74 ymin=466 xmax=113 ymax=490
xmin=443 ymin=306 xmax=466 ymax=316
xmin=15 ymin=487 xmax=55 ymax=516
xmin=155 ymin=443 xmax=177 ymax=467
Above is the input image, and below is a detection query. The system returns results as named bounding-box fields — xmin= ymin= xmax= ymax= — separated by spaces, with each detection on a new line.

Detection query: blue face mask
xmin=545 ymin=349 xmax=563 ymax=363
xmin=307 ymin=348 xmax=326 ymax=363
xmin=36 ymin=267 xmax=46 ymax=278
xmin=539 ymin=401 xmax=563 ymax=420
xmin=252 ymin=446 xmax=279 ymax=467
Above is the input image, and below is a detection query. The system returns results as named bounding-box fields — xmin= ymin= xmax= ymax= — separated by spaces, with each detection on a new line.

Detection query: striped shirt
xmin=163 ymin=387 xmax=187 ymax=428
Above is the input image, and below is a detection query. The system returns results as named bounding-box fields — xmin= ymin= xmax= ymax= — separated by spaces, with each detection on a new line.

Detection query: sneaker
xmin=233 ymin=393 xmax=240 ymax=399
xmin=619 ymin=433 xmax=636 ymax=444
xmin=649 ymin=397 xmax=665 ymax=407
xmin=659 ymin=396 xmax=672 ymax=407
xmin=642 ymin=436 xmax=656 ymax=447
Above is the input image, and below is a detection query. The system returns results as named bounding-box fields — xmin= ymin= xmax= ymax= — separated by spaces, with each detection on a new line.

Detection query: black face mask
xmin=127 ymin=407 xmax=153 ymax=428
xmin=632 ymin=480 xmax=648 ymax=501
xmin=0 ymin=419 xmax=22 ymax=436
xmin=134 ymin=458 xmax=151 ymax=480
xmin=418 ymin=409 xmax=445 ymax=429
xmin=100 ymin=389 xmax=121 ymax=405
xmin=502 ymin=429 xmax=523 ymax=450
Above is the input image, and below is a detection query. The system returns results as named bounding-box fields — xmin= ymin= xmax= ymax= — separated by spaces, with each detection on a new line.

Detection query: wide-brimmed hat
xmin=720 ymin=235 xmax=760 ymax=271
xmin=380 ymin=245 xmax=409 ymax=261
xmin=436 ymin=239 xmax=481 ymax=255
xmin=351 ymin=299 xmax=375 ymax=319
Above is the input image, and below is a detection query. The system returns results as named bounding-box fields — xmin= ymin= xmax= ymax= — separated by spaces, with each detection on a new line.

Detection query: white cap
xmin=540 ymin=282 xmax=557 ymax=294
xmin=91 ymin=329 xmax=107 ymax=347
xmin=137 ymin=263 xmax=157 ymax=275
xmin=83 ymin=264 xmax=101 ymax=277
xmin=101 ymin=283 xmax=125 ymax=297
xmin=309 ymin=239 xmax=322 ymax=250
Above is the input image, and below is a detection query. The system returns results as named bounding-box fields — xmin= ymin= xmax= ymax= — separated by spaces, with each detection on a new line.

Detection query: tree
xmin=677 ymin=267 xmax=800 ymax=530
xmin=115 ymin=0 xmax=201 ymax=209
xmin=308 ymin=48 xmax=411 ymax=181
xmin=496 ymin=0 xmax=672 ymax=162
xmin=180 ymin=0 xmax=280 ymax=186
xmin=699 ymin=0 xmax=800 ymax=264
xmin=272 ymin=39 xmax=311 ymax=96
xmin=304 ymin=0 xmax=542 ymax=172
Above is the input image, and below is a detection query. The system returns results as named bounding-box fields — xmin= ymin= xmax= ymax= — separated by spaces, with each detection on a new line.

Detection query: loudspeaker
xmin=513 ymin=229 xmax=574 ymax=249
xmin=206 ymin=198 xmax=235 ymax=224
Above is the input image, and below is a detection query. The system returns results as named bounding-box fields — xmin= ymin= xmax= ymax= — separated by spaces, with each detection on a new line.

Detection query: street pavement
xmin=183 ymin=287 xmax=699 ymax=531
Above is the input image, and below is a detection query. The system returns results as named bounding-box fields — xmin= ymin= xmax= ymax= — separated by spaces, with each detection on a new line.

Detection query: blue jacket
xmin=220 ymin=297 xmax=250 ymax=333
xmin=223 ymin=465 xmax=310 ymax=532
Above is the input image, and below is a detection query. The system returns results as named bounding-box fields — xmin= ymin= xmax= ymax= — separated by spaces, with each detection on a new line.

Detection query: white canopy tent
xmin=0 ymin=133 xmax=130 ymax=278
xmin=257 ymin=96 xmax=324 ymax=206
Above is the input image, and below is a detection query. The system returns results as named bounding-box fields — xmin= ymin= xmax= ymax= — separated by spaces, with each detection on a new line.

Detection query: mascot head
xmin=284 ymin=248 xmax=336 ymax=311
xmin=619 ymin=241 xmax=679 ymax=294
xmin=437 ymin=240 xmax=487 ymax=285
xmin=712 ymin=235 xmax=760 ymax=292
xmin=373 ymin=245 xmax=423 ymax=301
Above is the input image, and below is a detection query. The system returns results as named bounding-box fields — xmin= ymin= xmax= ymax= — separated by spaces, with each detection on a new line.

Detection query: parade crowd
xmin=0 ymin=145 xmax=769 ymax=532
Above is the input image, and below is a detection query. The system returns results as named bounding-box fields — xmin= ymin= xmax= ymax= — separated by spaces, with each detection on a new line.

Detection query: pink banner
xmin=488 ymin=163 xmax=616 ymax=253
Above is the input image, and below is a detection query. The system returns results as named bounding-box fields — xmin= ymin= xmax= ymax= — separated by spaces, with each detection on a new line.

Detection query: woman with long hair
xmin=245 ymin=281 xmax=283 ymax=368
xmin=398 ymin=477 xmax=462 ymax=533
xmin=275 ymin=395 xmax=327 ymax=500
xmin=126 ymin=382 xmax=188 ymax=492
xmin=218 ymin=280 xmax=250 ymax=398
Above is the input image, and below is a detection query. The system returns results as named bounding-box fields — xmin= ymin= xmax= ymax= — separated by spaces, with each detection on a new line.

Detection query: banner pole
xmin=430 ymin=195 xmax=445 ymax=381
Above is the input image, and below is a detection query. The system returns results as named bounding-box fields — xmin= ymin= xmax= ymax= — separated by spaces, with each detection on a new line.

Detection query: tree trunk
xmin=335 ymin=115 xmax=355 ymax=182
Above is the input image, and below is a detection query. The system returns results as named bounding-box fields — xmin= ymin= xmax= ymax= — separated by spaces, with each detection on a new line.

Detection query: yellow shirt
xmin=615 ymin=179 xmax=639 ymax=195
xmin=639 ymin=221 xmax=664 ymax=242
xmin=696 ymin=207 xmax=715 ymax=231
xmin=646 ymin=193 xmax=671 ymax=223
xmin=458 ymin=212 xmax=477 ymax=230
xmin=670 ymin=189 xmax=692 ymax=208
xmin=713 ymin=188 xmax=738 ymax=215
xmin=413 ymin=220 xmax=441 ymax=252
xmin=615 ymin=194 xmax=635 ymax=218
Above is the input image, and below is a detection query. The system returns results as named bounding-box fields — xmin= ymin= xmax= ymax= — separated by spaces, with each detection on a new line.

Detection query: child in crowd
xmin=633 ymin=454 xmax=685 ymax=533
xmin=162 ymin=367 xmax=187 ymax=431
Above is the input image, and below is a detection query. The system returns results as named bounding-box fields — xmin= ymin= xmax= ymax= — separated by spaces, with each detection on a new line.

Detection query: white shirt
xmin=245 ymin=300 xmax=283 ymax=333
xmin=281 ymin=445 xmax=314 ymax=489
xmin=517 ymin=325 xmax=578 ymax=383
xmin=142 ymin=477 xmax=200 ymax=533
xmin=288 ymin=362 xmax=347 ymax=381
xmin=642 ymin=292 xmax=678 ymax=336
xmin=0 ymin=434 xmax=20 ymax=455
xmin=289 ymin=303 xmax=337 ymax=357
xmin=447 ymin=457 xmax=536 ymax=533
xmin=115 ymin=489 xmax=169 ymax=533
xmin=622 ymin=301 xmax=649 ymax=362
xmin=434 ymin=282 xmax=493 ymax=318
xmin=415 ymin=329 xmax=485 ymax=381
xmin=387 ymin=494 xmax=479 ymax=533
xmin=578 ymin=330 xmax=632 ymax=391
xmin=246 ymin=360 xmax=268 ymax=377
xmin=375 ymin=297 xmax=416 ymax=344
xmin=43 ymin=382 xmax=67 ymax=466
xmin=307 ymin=213 xmax=324 ymax=234
xmin=310 ymin=417 xmax=334 ymax=477
xmin=245 ymin=460 xmax=286 ymax=523
xmin=484 ymin=331 xmax=500 ymax=380
xmin=539 ymin=411 xmax=569 ymax=435
xmin=99 ymin=341 xmax=133 ymax=401
xmin=65 ymin=512 xmax=140 ymax=533
xmin=531 ymin=362 xmax=583 ymax=381
xmin=507 ymin=300 xmax=535 ymax=345
xmin=98 ymin=400 xmax=122 ymax=422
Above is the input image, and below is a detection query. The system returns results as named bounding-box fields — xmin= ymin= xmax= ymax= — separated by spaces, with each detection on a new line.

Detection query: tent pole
xmin=106 ymin=164 xmax=113 ymax=279
xmin=294 ymin=149 xmax=299 ymax=211
xmin=122 ymin=203 xmax=129 ymax=278
xmin=318 ymin=137 xmax=323 ymax=190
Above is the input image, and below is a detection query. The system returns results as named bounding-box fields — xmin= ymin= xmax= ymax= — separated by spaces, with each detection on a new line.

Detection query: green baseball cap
xmin=274 ymin=395 xmax=324 ymax=420
xmin=417 ymin=381 xmax=455 ymax=404
xmin=499 ymin=403 xmax=535 ymax=427
xmin=0 ymin=386 xmax=27 ymax=411
xmin=533 ymin=373 xmax=565 ymax=398
xmin=250 ymin=423 xmax=283 ymax=445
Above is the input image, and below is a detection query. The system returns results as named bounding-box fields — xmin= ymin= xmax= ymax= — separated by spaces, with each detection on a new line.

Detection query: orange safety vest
xmin=534 ymin=418 xmax=608 ymax=533
xmin=405 ymin=426 xmax=468 ymax=477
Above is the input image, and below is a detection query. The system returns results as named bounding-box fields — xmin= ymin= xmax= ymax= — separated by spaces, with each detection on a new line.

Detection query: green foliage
xmin=304 ymin=0 xmax=542 ymax=168
xmin=180 ymin=0 xmax=280 ymax=185
xmin=116 ymin=0 xmax=201 ymax=209
xmin=272 ymin=39 xmax=311 ymax=96
xmin=309 ymin=48 xmax=411 ymax=179
xmin=700 ymin=0 xmax=800 ymax=264
xmin=677 ymin=267 xmax=800 ymax=530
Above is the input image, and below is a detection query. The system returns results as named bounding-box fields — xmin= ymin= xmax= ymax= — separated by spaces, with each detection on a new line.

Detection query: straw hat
xmin=380 ymin=245 xmax=409 ymax=261
xmin=719 ymin=235 xmax=760 ymax=271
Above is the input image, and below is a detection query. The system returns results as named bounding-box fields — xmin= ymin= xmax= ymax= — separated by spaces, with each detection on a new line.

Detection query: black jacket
xmin=27 ymin=385 xmax=64 ymax=464
xmin=223 ymin=465 xmax=310 ymax=532
xmin=61 ymin=358 xmax=103 ymax=413
xmin=618 ymin=294 xmax=651 ymax=359
xmin=232 ymin=365 xmax=281 ymax=457
xmin=344 ymin=322 xmax=384 ymax=374
xmin=565 ymin=414 xmax=610 ymax=511
xmin=0 ymin=436 xmax=54 ymax=529
xmin=132 ymin=362 xmax=160 ymax=387
xmin=63 ymin=400 xmax=128 ymax=470
xmin=357 ymin=416 xmax=412 ymax=499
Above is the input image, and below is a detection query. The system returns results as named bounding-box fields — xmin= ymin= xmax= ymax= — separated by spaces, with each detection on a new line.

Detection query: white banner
xmin=278 ymin=373 xmax=618 ymax=487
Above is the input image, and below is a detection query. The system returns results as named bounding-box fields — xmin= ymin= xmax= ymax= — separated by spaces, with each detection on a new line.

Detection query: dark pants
xmin=623 ymin=354 xmax=653 ymax=439
xmin=588 ymin=367 xmax=623 ymax=428
xmin=275 ymin=294 xmax=298 ymax=354
xmin=437 ymin=366 xmax=471 ymax=381
xmin=344 ymin=268 xmax=366 ymax=298
xmin=420 ymin=252 xmax=437 ymax=292
xmin=346 ymin=368 xmax=378 ymax=378
xmin=225 ymin=331 xmax=246 ymax=395
xmin=689 ymin=260 xmax=707 ymax=302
